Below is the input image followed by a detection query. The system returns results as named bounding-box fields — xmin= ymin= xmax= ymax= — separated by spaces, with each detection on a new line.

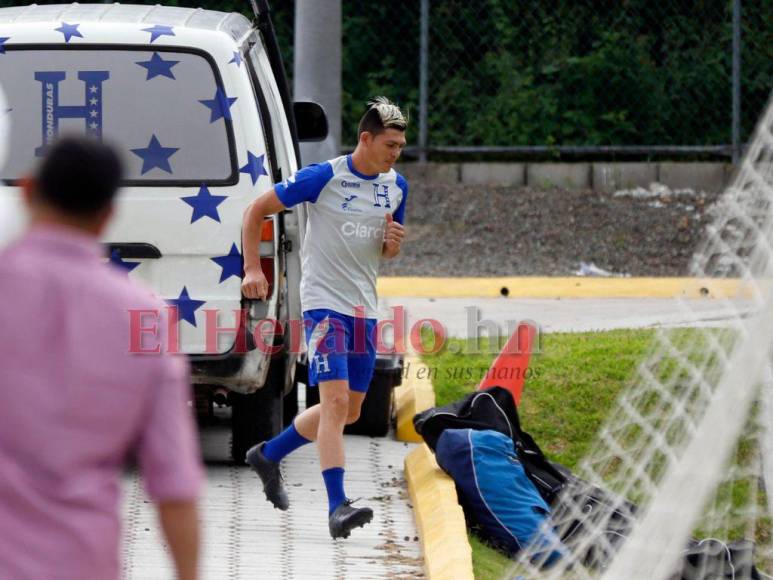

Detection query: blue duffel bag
xmin=436 ymin=428 xmax=567 ymax=563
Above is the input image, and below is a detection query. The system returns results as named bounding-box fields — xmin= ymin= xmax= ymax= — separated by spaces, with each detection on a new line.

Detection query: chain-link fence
xmin=0 ymin=0 xmax=769 ymax=159
xmin=278 ymin=0 xmax=771 ymax=160
xmin=419 ymin=0 xmax=770 ymax=160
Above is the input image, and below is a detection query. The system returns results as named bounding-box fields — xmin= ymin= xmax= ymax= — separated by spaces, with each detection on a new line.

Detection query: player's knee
xmin=323 ymin=389 xmax=350 ymax=419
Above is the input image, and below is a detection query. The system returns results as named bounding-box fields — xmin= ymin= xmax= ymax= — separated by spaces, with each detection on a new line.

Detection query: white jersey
xmin=274 ymin=155 xmax=408 ymax=318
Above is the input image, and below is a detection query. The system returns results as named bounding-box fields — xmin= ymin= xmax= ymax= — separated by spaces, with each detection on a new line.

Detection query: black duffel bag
xmin=413 ymin=386 xmax=568 ymax=504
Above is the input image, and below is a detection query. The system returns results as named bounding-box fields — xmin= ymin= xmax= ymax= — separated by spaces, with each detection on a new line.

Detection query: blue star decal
xmin=0 ymin=37 xmax=9 ymax=54
xmin=131 ymin=135 xmax=179 ymax=175
xmin=136 ymin=52 xmax=179 ymax=80
xmin=239 ymin=151 xmax=268 ymax=185
xmin=55 ymin=22 xmax=83 ymax=43
xmin=109 ymin=249 xmax=141 ymax=275
xmin=167 ymin=286 xmax=205 ymax=327
xmin=142 ymin=24 xmax=175 ymax=43
xmin=199 ymin=87 xmax=237 ymax=123
xmin=211 ymin=243 xmax=243 ymax=283
xmin=228 ymin=51 xmax=243 ymax=67
xmin=181 ymin=184 xmax=228 ymax=224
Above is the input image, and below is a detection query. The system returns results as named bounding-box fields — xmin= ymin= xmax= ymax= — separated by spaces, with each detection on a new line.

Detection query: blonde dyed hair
xmin=367 ymin=96 xmax=408 ymax=130
xmin=358 ymin=96 xmax=408 ymax=137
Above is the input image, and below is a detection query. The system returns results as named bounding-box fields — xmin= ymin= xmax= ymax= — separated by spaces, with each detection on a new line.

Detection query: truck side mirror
xmin=294 ymin=101 xmax=328 ymax=142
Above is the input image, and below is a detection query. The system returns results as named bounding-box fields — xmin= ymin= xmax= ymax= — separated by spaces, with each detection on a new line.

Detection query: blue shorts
xmin=304 ymin=309 xmax=377 ymax=393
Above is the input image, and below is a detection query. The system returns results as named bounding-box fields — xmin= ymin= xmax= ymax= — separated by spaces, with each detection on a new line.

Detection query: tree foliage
xmin=0 ymin=0 xmax=769 ymax=147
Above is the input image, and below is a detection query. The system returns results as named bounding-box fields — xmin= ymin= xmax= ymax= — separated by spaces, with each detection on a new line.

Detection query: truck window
xmin=0 ymin=47 xmax=237 ymax=185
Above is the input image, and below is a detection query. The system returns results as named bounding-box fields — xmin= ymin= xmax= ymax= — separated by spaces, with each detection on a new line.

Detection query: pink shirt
xmin=0 ymin=225 xmax=204 ymax=580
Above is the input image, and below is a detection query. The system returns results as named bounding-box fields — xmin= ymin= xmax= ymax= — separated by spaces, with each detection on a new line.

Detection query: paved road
xmin=377 ymin=296 xmax=751 ymax=337
xmin=121 ymin=409 xmax=423 ymax=579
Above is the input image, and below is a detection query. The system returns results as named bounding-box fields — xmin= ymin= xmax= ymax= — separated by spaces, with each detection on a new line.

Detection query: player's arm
xmin=242 ymin=190 xmax=286 ymax=300
xmin=243 ymin=162 xmax=331 ymax=298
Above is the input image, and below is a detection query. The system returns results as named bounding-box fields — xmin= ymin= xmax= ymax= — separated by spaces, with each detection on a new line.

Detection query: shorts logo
xmin=312 ymin=353 xmax=330 ymax=374
xmin=308 ymin=317 xmax=332 ymax=374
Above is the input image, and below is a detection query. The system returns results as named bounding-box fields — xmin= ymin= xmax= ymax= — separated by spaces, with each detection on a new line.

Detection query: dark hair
xmin=357 ymin=96 xmax=407 ymax=138
xmin=37 ymin=135 xmax=123 ymax=216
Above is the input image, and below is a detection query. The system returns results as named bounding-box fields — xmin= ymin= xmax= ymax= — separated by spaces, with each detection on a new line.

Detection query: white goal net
xmin=512 ymin=92 xmax=773 ymax=580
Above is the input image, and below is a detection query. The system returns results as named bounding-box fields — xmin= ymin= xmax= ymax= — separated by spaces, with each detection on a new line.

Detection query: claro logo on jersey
xmin=341 ymin=221 xmax=384 ymax=240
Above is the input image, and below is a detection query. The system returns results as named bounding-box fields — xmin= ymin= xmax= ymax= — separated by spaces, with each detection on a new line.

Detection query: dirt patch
xmin=380 ymin=182 xmax=720 ymax=277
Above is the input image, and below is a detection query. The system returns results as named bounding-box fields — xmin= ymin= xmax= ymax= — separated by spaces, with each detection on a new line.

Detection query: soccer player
xmin=241 ymin=97 xmax=408 ymax=539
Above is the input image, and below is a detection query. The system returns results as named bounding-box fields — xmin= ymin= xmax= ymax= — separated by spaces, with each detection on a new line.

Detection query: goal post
xmin=512 ymin=92 xmax=773 ymax=579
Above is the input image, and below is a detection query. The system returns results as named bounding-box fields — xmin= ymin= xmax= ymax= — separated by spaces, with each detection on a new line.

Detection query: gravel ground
xmin=380 ymin=181 xmax=722 ymax=277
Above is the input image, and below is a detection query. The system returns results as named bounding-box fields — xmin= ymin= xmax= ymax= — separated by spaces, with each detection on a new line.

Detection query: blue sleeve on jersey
xmin=393 ymin=173 xmax=409 ymax=225
xmin=274 ymin=162 xmax=334 ymax=207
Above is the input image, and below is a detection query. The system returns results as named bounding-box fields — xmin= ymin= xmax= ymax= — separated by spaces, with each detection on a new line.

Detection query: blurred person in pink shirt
xmin=0 ymin=136 xmax=204 ymax=580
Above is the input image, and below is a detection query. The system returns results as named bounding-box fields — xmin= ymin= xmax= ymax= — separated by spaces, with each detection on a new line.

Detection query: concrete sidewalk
xmin=121 ymin=420 xmax=423 ymax=579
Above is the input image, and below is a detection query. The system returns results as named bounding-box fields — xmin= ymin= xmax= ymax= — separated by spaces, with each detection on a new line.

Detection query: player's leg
xmin=320 ymin=379 xmax=374 ymax=539
xmin=246 ymin=310 xmax=340 ymax=510
xmin=317 ymin=378 xmax=349 ymax=470
xmin=291 ymin=373 xmax=366 ymax=439
xmin=345 ymin=390 xmax=366 ymax=425
xmin=325 ymin=318 xmax=377 ymax=538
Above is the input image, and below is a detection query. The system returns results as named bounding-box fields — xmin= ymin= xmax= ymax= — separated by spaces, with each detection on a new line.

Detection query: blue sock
xmin=262 ymin=423 xmax=311 ymax=463
xmin=322 ymin=467 xmax=347 ymax=514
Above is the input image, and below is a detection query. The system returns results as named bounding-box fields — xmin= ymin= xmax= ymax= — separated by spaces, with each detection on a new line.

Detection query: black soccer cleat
xmin=245 ymin=442 xmax=289 ymax=511
xmin=328 ymin=499 xmax=374 ymax=539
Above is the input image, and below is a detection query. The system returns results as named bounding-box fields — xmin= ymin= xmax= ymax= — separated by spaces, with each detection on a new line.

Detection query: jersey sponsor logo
xmin=341 ymin=221 xmax=384 ymax=240
xmin=372 ymin=183 xmax=391 ymax=208
xmin=35 ymin=70 xmax=110 ymax=155
xmin=341 ymin=180 xmax=361 ymax=189
xmin=341 ymin=194 xmax=363 ymax=213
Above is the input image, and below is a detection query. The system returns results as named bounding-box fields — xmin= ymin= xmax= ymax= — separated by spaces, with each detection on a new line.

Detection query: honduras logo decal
xmin=35 ymin=70 xmax=110 ymax=155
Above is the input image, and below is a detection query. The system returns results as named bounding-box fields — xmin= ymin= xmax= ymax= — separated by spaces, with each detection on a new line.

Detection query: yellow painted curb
xmin=397 ymin=353 xmax=475 ymax=578
xmin=405 ymin=444 xmax=475 ymax=580
xmin=394 ymin=355 xmax=436 ymax=443
xmin=379 ymin=276 xmax=747 ymax=299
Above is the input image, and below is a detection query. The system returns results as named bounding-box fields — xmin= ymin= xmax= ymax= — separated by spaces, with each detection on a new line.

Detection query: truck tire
xmin=230 ymin=356 xmax=285 ymax=464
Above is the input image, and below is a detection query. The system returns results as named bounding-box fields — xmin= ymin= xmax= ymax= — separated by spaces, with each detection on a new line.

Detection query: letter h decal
xmin=35 ymin=70 xmax=110 ymax=156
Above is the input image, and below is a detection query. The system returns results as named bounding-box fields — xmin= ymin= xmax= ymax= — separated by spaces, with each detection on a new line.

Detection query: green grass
xmin=419 ymin=327 xmax=770 ymax=577
xmin=424 ymin=328 xmax=654 ymax=469
xmin=420 ymin=328 xmax=656 ymax=579
xmin=470 ymin=535 xmax=515 ymax=580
